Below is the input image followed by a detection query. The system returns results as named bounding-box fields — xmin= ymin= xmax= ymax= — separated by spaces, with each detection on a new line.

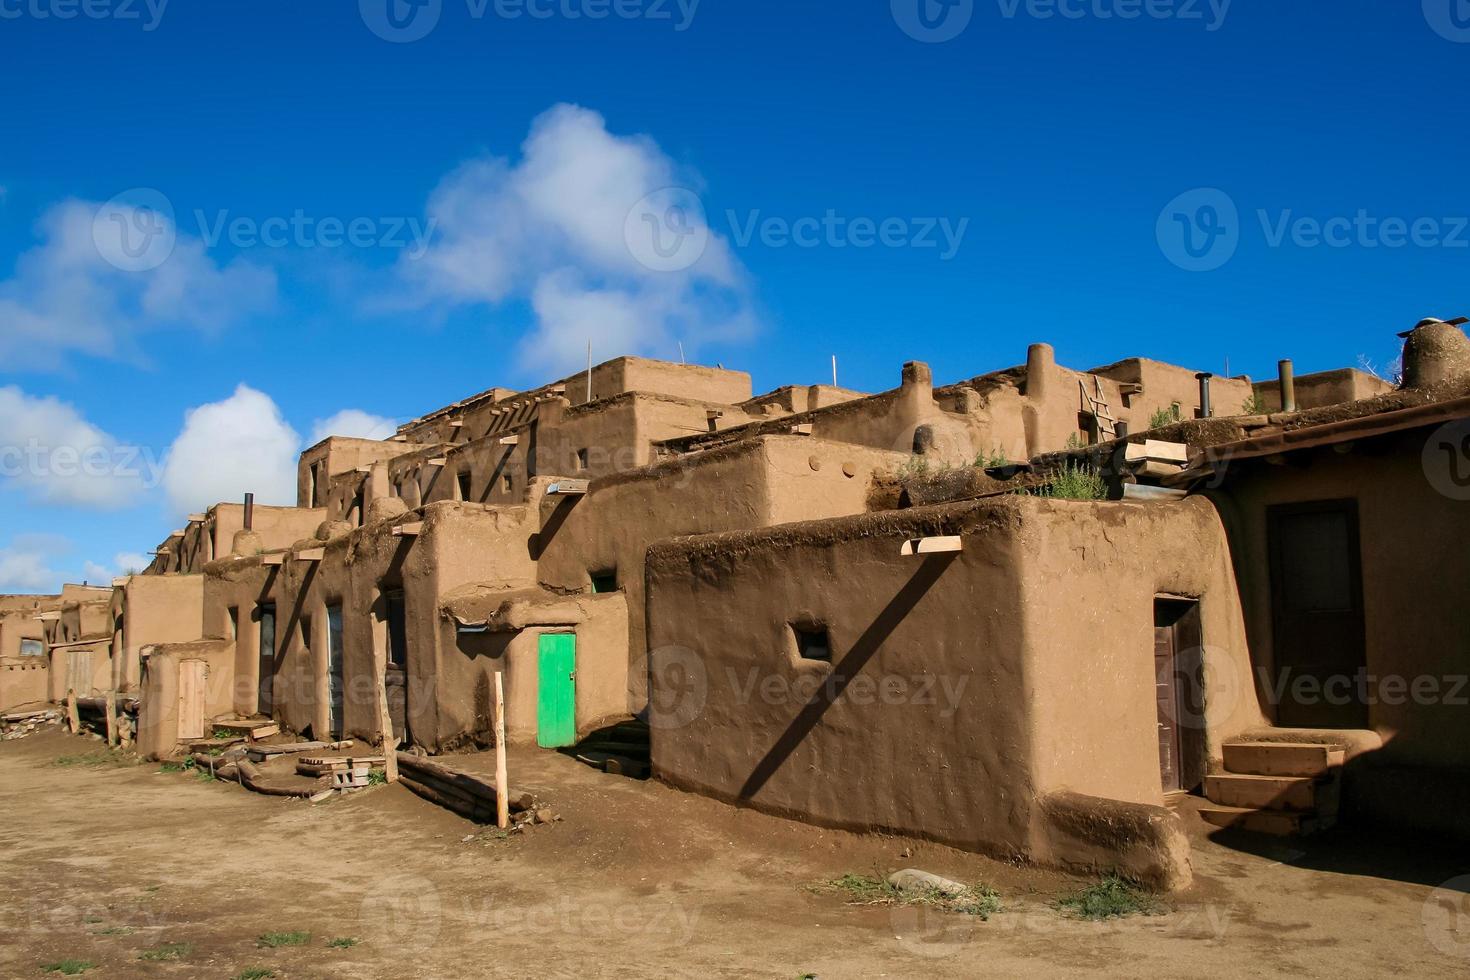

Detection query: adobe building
xmin=0 ymin=594 xmax=58 ymax=711
xmin=19 ymin=324 xmax=1467 ymax=887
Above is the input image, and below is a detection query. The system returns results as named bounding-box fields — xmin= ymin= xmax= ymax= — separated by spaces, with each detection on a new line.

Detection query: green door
xmin=536 ymin=633 xmax=577 ymax=748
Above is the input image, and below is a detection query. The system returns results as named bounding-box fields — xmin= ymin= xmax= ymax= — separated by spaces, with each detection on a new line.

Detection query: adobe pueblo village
xmin=4 ymin=319 xmax=1470 ymax=977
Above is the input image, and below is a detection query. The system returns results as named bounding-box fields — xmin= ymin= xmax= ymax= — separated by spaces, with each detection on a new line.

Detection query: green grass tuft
xmin=233 ymin=970 xmax=276 ymax=980
xmin=1148 ymin=404 xmax=1182 ymax=429
xmin=256 ymin=930 xmax=310 ymax=948
xmin=41 ymin=961 xmax=95 ymax=975
xmin=809 ymin=872 xmax=1003 ymax=920
xmin=1055 ymin=874 xmax=1162 ymax=920
xmin=55 ymin=750 xmax=132 ymax=768
xmin=326 ymin=936 xmax=360 ymax=948
xmin=139 ymin=942 xmax=192 ymax=961
xmin=93 ymin=926 xmax=133 ymax=936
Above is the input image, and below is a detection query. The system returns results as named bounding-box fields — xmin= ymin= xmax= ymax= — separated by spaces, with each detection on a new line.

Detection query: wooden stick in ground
xmin=494 ymin=669 xmax=509 ymax=829
xmin=66 ymin=689 xmax=80 ymax=734
xmin=376 ymin=673 xmax=399 ymax=784
xmin=104 ymin=691 xmax=117 ymax=746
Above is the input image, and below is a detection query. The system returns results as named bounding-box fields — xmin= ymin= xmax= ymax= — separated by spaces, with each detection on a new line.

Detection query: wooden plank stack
xmin=1 ymin=709 xmax=60 ymax=740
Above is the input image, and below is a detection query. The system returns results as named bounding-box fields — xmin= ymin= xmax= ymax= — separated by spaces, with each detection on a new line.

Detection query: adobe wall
xmin=1253 ymin=368 xmax=1395 ymax=413
xmin=645 ymin=496 xmax=1252 ymax=888
xmin=47 ymin=641 xmax=112 ymax=701
xmin=0 ymin=598 xmax=57 ymax=709
xmin=1208 ymin=427 xmax=1470 ymax=767
xmin=0 ymin=656 xmax=49 ymax=710
xmin=115 ymin=575 xmax=205 ymax=693
xmin=298 ymin=437 xmax=406 ymax=508
xmin=135 ymin=638 xmax=234 ymax=759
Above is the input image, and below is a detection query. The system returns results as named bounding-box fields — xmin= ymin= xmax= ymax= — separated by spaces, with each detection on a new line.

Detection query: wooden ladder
xmin=1080 ymin=377 xmax=1117 ymax=442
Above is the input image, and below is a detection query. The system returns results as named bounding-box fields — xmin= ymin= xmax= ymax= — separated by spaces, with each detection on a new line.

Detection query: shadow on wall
xmin=529 ymin=496 xmax=579 ymax=560
xmin=737 ymin=551 xmax=959 ymax=802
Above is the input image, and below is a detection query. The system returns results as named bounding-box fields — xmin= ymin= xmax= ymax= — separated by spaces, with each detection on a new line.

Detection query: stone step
xmin=1204 ymin=773 xmax=1318 ymax=811
xmin=1223 ymin=741 xmax=1345 ymax=777
xmin=1199 ymin=804 xmax=1321 ymax=836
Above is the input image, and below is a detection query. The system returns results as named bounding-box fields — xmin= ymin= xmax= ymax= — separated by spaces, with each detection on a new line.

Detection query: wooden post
xmin=376 ymin=675 xmax=399 ymax=784
xmin=118 ymin=711 xmax=133 ymax=749
xmin=493 ymin=670 xmax=509 ymax=830
xmin=66 ymin=689 xmax=80 ymax=734
xmin=104 ymin=692 xmax=118 ymax=747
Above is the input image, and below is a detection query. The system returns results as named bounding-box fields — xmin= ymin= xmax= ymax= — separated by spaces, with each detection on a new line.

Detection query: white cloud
xmin=113 ymin=552 xmax=152 ymax=574
xmin=397 ymin=104 xmax=754 ymax=374
xmin=81 ymin=560 xmax=112 ymax=583
xmin=0 ymin=198 xmax=276 ymax=371
xmin=0 ymin=385 xmax=156 ymax=509
xmin=161 ymin=385 xmax=300 ymax=515
xmin=310 ymin=409 xmax=398 ymax=445
xmin=0 ymin=533 xmax=70 ymax=594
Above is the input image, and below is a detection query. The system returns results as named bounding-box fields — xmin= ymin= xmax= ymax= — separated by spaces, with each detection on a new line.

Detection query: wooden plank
xmin=66 ymin=689 xmax=80 ymax=734
xmin=900 ymin=536 xmax=963 ymax=556
xmin=1122 ymin=484 xmax=1187 ymax=501
xmin=1124 ymin=440 xmax=1189 ymax=464
xmin=393 ymin=523 xmax=423 ymax=538
xmin=177 ymin=662 xmax=206 ymax=741
xmin=377 ymin=672 xmax=399 ymax=785
xmin=494 ymin=671 xmax=509 ymax=830
xmin=246 ymin=723 xmax=281 ymax=741
xmin=395 ymin=753 xmax=535 ymax=812
xmin=498 ymin=435 xmax=519 ymax=446
xmin=546 ymin=480 xmax=589 ymax=496
xmin=105 ymin=691 xmax=118 ymax=747
xmin=295 ymin=548 xmax=325 ymax=562
xmin=260 ymin=554 xmax=285 ymax=566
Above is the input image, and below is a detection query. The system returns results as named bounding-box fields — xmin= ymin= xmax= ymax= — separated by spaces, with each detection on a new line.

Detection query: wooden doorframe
xmin=1154 ymin=597 xmax=1205 ymax=794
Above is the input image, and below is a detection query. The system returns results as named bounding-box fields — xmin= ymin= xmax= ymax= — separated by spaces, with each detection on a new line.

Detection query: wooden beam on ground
xmin=494 ymin=671 xmax=509 ymax=829
xmin=900 ymin=536 xmax=963 ymax=556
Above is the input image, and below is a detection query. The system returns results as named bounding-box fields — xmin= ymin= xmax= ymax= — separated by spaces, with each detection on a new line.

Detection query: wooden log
xmin=66 ymin=690 xmax=80 ymax=734
xmin=377 ymin=676 xmax=399 ymax=785
xmin=494 ymin=671 xmax=509 ymax=829
xmin=395 ymin=752 xmax=534 ymax=812
xmin=397 ymin=774 xmax=496 ymax=824
xmin=236 ymin=759 xmax=323 ymax=799
xmin=105 ymin=694 xmax=117 ymax=747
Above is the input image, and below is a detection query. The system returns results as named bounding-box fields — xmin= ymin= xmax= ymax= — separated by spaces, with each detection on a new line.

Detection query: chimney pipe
xmin=1195 ymin=372 xmax=1214 ymax=419
xmin=1277 ymin=359 xmax=1296 ymax=413
xmin=243 ymin=492 xmax=254 ymax=531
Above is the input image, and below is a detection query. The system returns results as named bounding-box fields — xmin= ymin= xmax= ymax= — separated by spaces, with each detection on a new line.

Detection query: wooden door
xmin=327 ymin=605 xmax=345 ymax=740
xmin=257 ymin=604 xmax=276 ymax=717
xmin=536 ymin=633 xmax=577 ymax=748
xmin=1154 ymin=625 xmax=1182 ymax=792
xmin=384 ymin=592 xmax=409 ymax=742
xmin=68 ymin=650 xmax=92 ymax=697
xmin=1268 ymin=501 xmax=1368 ymax=728
xmin=177 ymin=660 xmax=206 ymax=740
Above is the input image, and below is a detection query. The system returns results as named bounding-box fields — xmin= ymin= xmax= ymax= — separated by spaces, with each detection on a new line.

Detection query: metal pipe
xmin=243 ymin=492 xmax=254 ymax=531
xmin=1195 ymin=372 xmax=1214 ymax=419
xmin=1278 ymin=359 xmax=1296 ymax=413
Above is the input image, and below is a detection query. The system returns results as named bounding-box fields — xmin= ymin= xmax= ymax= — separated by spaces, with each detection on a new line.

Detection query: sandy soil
xmin=2 ymin=728 xmax=1467 ymax=979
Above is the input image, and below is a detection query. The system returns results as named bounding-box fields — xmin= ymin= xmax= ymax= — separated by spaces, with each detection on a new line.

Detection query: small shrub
xmin=1026 ymin=463 xmax=1107 ymax=501
xmin=257 ymin=931 xmax=310 ymax=948
xmin=233 ymin=970 xmax=276 ymax=980
xmin=1241 ymin=391 xmax=1268 ymax=414
xmin=139 ymin=943 xmax=192 ymax=961
xmin=326 ymin=937 xmax=360 ymax=948
xmin=41 ymin=962 xmax=94 ymax=976
xmin=1065 ymin=432 xmax=1085 ymax=450
xmin=1055 ymin=874 xmax=1162 ymax=920
xmin=93 ymin=926 xmax=133 ymax=936
xmin=1148 ymin=404 xmax=1182 ymax=429
xmin=975 ymin=447 xmax=1010 ymax=469
xmin=367 ymin=769 xmax=387 ymax=786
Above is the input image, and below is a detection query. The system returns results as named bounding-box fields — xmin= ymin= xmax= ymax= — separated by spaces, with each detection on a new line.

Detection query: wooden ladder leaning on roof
xmin=1080 ymin=376 xmax=1117 ymax=442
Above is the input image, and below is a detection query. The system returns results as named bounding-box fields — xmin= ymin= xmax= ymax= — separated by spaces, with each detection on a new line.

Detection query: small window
xmin=457 ymin=471 xmax=473 ymax=502
xmin=590 ymin=570 xmax=618 ymax=594
xmin=793 ymin=625 xmax=832 ymax=662
xmin=20 ymin=639 xmax=43 ymax=657
xmin=502 ymin=473 xmax=513 ymax=493
xmin=228 ymin=607 xmax=239 ymax=641
xmin=575 ymin=448 xmax=589 ymax=471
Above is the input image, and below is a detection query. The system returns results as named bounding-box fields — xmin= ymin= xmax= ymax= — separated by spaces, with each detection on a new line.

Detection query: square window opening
xmin=575 ymin=448 xmax=589 ymax=470
xmin=590 ymin=570 xmax=619 ymax=594
xmin=457 ymin=471 xmax=473 ymax=502
xmin=793 ymin=624 xmax=832 ymax=662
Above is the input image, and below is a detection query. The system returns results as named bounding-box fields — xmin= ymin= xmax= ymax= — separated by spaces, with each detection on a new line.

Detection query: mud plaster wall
xmin=444 ymin=593 xmax=629 ymax=747
xmin=116 ymin=575 xmax=204 ymax=693
xmin=1254 ymin=369 xmax=1395 ymax=414
xmin=135 ymin=639 xmax=233 ymax=758
xmin=645 ymin=497 xmax=1235 ymax=884
xmin=1209 ymin=429 xmax=1470 ymax=767
xmin=537 ymin=436 xmax=905 ymax=713
xmin=0 ymin=602 xmax=56 ymax=709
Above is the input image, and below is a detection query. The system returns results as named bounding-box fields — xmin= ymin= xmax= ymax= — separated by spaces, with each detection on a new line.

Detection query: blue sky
xmin=1 ymin=0 xmax=1467 ymax=590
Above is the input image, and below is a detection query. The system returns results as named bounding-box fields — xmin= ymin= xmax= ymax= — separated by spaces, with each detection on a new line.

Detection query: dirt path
xmin=2 ymin=730 xmax=1467 ymax=979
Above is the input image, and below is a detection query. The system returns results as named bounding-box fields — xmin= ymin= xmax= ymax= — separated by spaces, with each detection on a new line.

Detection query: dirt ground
xmin=3 ymin=728 xmax=1468 ymax=979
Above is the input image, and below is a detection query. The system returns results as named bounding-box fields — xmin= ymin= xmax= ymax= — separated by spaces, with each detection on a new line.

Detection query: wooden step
xmin=1199 ymin=804 xmax=1321 ymax=836
xmin=1223 ymin=741 xmax=1344 ymax=777
xmin=1204 ymin=773 xmax=1317 ymax=811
